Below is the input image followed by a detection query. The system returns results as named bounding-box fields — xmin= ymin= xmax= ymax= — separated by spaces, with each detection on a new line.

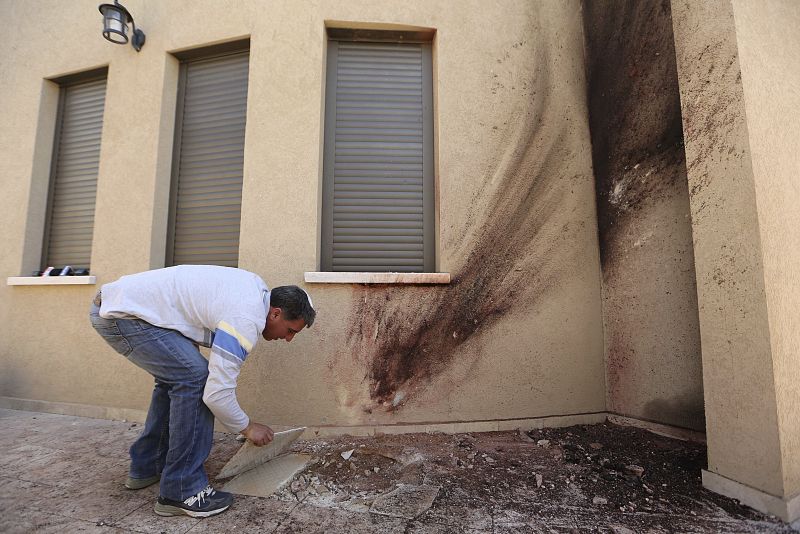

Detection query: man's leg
xmin=113 ymin=321 xmax=214 ymax=501
xmin=128 ymin=380 xmax=170 ymax=481
xmin=90 ymin=300 xmax=162 ymax=489
xmin=162 ymin=372 xmax=215 ymax=501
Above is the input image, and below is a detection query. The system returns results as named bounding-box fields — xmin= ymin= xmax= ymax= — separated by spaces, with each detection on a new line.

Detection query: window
xmin=41 ymin=71 xmax=107 ymax=271
xmin=321 ymin=31 xmax=435 ymax=272
xmin=167 ymin=43 xmax=250 ymax=267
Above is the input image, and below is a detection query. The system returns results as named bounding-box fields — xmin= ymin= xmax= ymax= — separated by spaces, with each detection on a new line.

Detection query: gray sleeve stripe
xmin=211 ymin=347 xmax=241 ymax=366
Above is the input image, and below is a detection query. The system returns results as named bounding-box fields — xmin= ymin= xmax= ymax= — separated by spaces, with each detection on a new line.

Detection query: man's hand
xmin=241 ymin=422 xmax=274 ymax=446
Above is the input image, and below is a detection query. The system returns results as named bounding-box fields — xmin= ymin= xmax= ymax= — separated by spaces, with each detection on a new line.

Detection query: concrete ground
xmin=1 ymin=408 xmax=797 ymax=533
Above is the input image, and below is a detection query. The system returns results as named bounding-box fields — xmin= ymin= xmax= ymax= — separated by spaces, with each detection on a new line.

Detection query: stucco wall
xmin=731 ymin=0 xmax=800 ymax=499
xmin=671 ymin=0 xmax=785 ymax=497
xmin=0 ymin=1 xmax=605 ymax=430
xmin=582 ymin=0 xmax=703 ymax=431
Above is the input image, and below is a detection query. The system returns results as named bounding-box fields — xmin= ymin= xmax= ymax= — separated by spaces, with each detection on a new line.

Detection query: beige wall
xmin=672 ymin=0 xmax=800 ymax=510
xmin=582 ymin=0 xmax=704 ymax=431
xmin=0 ymin=1 xmax=605 ymax=429
xmin=732 ymin=0 xmax=800 ymax=499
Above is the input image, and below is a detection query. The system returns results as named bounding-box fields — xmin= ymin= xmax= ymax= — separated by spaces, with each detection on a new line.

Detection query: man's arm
xmin=202 ymin=353 xmax=250 ymax=432
xmin=202 ymin=319 xmax=273 ymax=444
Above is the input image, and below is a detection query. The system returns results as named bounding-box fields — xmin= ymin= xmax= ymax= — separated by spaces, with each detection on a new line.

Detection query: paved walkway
xmin=1 ymin=408 xmax=796 ymax=533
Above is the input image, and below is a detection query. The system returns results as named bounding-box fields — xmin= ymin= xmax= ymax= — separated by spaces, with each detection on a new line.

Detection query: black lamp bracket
xmin=130 ymin=20 xmax=145 ymax=52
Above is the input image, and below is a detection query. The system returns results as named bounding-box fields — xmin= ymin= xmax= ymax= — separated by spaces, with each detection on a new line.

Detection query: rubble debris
xmin=369 ymin=484 xmax=441 ymax=519
xmin=608 ymin=524 xmax=637 ymax=534
xmin=205 ymin=422 xmax=791 ymax=532
xmin=624 ymin=464 xmax=645 ymax=477
xmin=341 ymin=449 xmax=355 ymax=460
xmin=290 ymin=478 xmax=305 ymax=494
xmin=360 ymin=446 xmax=424 ymax=466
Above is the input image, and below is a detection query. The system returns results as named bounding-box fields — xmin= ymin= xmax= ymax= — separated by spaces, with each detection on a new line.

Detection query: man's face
xmin=262 ymin=307 xmax=306 ymax=342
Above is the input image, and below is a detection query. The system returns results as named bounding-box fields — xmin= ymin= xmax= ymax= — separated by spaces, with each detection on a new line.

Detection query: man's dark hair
xmin=270 ymin=285 xmax=316 ymax=327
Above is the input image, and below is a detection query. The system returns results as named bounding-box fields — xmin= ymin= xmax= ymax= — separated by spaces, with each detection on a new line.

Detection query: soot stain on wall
xmin=583 ymin=0 xmax=687 ymax=269
xmin=342 ymin=36 xmax=592 ymax=411
xmin=583 ymin=0 xmax=704 ymax=429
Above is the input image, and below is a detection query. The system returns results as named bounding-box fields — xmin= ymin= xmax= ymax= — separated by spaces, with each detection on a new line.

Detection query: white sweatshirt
xmin=99 ymin=265 xmax=269 ymax=432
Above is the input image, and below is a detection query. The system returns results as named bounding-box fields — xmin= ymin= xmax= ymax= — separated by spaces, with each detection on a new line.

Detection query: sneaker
xmin=154 ymin=485 xmax=233 ymax=518
xmin=125 ymin=474 xmax=160 ymax=490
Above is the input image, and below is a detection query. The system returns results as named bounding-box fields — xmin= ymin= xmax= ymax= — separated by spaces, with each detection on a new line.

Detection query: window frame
xmin=320 ymin=30 xmax=436 ymax=273
xmin=40 ymin=68 xmax=108 ymax=271
xmin=165 ymin=40 xmax=251 ymax=268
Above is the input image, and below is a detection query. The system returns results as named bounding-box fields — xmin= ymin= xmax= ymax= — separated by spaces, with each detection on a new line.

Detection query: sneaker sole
xmin=154 ymin=502 xmax=230 ymax=518
xmin=125 ymin=475 xmax=160 ymax=490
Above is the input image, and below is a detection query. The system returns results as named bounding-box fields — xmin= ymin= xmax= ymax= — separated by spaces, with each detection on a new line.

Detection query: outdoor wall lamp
xmin=98 ymin=0 xmax=145 ymax=52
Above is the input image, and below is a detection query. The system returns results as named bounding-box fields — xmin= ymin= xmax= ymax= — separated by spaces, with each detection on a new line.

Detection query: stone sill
xmin=7 ymin=276 xmax=97 ymax=286
xmin=304 ymin=272 xmax=450 ymax=284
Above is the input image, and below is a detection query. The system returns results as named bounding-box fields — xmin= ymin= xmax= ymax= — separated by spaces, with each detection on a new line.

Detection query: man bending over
xmin=89 ymin=265 xmax=315 ymax=517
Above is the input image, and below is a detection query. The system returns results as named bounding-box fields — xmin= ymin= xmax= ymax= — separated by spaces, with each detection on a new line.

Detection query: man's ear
xmin=270 ymin=306 xmax=282 ymax=320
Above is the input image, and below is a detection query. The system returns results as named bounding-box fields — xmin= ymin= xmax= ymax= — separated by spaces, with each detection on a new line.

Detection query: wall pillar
xmin=671 ymin=0 xmax=800 ymax=522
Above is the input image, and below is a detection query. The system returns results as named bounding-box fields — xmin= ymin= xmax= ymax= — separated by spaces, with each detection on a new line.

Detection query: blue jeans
xmin=89 ymin=297 xmax=213 ymax=501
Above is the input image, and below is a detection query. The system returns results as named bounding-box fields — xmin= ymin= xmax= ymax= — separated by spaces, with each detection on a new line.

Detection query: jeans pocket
xmin=90 ymin=317 xmax=133 ymax=356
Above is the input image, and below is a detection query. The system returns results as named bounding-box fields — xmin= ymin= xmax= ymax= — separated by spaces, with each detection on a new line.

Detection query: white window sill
xmin=304 ymin=272 xmax=450 ymax=284
xmin=7 ymin=276 xmax=97 ymax=286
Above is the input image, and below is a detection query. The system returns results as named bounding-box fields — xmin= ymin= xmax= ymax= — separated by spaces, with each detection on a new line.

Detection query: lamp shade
xmin=99 ymin=3 xmax=130 ymax=45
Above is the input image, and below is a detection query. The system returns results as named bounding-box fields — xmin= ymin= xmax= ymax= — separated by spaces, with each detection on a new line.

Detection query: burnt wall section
xmin=320 ymin=3 xmax=607 ymax=422
xmin=582 ymin=0 xmax=704 ymax=430
xmin=344 ymin=49 xmax=593 ymax=412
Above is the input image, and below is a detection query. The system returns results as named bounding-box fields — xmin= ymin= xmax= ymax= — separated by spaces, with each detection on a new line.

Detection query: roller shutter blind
xmin=321 ymin=41 xmax=434 ymax=272
xmin=167 ymin=49 xmax=249 ymax=267
xmin=43 ymin=76 xmax=107 ymax=270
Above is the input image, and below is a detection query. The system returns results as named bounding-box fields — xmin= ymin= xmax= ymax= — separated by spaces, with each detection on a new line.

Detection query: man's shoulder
xmin=172 ymin=265 xmax=266 ymax=289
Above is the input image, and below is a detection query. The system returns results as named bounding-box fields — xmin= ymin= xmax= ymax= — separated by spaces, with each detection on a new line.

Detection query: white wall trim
xmin=0 ymin=397 xmax=713 ymax=442
xmin=301 ymin=412 xmax=607 ymax=438
xmin=0 ymin=396 xmax=146 ymax=423
xmin=702 ymin=469 xmax=800 ymax=522
xmin=7 ymin=276 xmax=96 ymax=286
xmin=0 ymin=396 xmax=609 ymax=436
xmin=607 ymin=414 xmax=706 ymax=442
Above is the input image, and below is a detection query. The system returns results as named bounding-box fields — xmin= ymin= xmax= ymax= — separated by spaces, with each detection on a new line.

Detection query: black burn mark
xmin=581 ymin=0 xmax=687 ymax=269
xmin=644 ymin=397 xmax=706 ymax=432
xmin=345 ymin=43 xmax=588 ymax=408
xmin=582 ymin=0 xmax=704 ymax=432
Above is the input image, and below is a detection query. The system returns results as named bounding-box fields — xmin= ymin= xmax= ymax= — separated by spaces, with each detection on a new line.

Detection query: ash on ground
xmin=207 ymin=421 xmax=796 ymax=533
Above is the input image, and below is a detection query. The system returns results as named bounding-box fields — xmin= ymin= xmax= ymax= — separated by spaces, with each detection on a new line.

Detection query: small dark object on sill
xmin=34 ymin=267 xmax=90 ymax=277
